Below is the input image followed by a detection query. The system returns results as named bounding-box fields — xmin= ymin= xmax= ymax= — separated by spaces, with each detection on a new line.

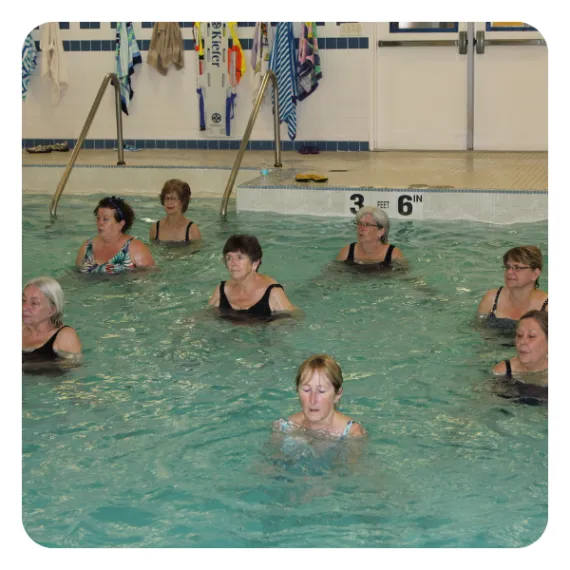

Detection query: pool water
xmin=22 ymin=193 xmax=548 ymax=548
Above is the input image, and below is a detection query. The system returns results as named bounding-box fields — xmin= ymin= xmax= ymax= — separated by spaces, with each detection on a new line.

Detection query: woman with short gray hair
xmin=336 ymin=207 xmax=404 ymax=267
xmin=22 ymin=276 xmax=82 ymax=364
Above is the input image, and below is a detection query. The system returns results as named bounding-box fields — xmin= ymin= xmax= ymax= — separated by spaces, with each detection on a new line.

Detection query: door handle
xmin=378 ymin=31 xmax=468 ymax=55
xmin=475 ymin=30 xmax=546 ymax=54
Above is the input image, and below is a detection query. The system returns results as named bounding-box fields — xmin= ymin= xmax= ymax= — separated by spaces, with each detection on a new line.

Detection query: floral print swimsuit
xmin=80 ymin=238 xmax=135 ymax=274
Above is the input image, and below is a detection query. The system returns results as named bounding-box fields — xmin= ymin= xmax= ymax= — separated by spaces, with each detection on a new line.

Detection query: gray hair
xmin=355 ymin=207 xmax=390 ymax=243
xmin=23 ymin=276 xmax=64 ymax=327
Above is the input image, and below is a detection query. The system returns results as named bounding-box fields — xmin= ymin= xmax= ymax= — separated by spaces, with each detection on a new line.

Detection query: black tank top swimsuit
xmin=346 ymin=242 xmax=395 ymax=268
xmin=219 ymin=281 xmax=284 ymax=319
xmin=498 ymin=358 xmax=548 ymax=405
xmin=154 ymin=221 xmax=194 ymax=242
xmin=487 ymin=286 xmax=548 ymax=329
xmin=22 ymin=326 xmax=69 ymax=363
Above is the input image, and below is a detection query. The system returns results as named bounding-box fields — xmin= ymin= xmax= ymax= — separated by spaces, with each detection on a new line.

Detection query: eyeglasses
xmin=503 ymin=264 xmax=532 ymax=272
xmin=353 ymin=221 xmax=381 ymax=229
xmin=163 ymin=194 xmax=181 ymax=202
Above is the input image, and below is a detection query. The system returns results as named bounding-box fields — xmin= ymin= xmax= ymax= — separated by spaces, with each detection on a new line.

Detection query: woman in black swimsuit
xmin=149 ymin=179 xmax=202 ymax=243
xmin=336 ymin=207 xmax=404 ymax=268
xmin=477 ymin=245 xmax=548 ymax=326
xmin=492 ymin=310 xmax=548 ymax=403
xmin=22 ymin=277 xmax=81 ymax=364
xmin=208 ymin=234 xmax=297 ymax=320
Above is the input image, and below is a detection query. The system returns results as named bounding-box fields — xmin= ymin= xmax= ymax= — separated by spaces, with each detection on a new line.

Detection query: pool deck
xmin=23 ymin=149 xmax=548 ymax=195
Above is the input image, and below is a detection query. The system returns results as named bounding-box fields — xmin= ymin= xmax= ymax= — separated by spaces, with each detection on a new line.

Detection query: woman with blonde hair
xmin=274 ymin=354 xmax=365 ymax=439
xmin=22 ymin=276 xmax=81 ymax=363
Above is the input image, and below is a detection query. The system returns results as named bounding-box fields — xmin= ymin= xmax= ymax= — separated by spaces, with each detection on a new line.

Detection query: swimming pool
xmin=22 ymin=193 xmax=548 ymax=548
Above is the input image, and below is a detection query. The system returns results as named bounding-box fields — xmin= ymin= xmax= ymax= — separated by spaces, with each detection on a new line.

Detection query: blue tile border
xmin=22 ymin=139 xmax=373 ymax=152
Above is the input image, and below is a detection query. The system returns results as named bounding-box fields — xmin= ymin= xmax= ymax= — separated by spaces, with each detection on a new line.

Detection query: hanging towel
xmin=298 ymin=23 xmax=322 ymax=101
xmin=22 ymin=33 xmax=38 ymax=101
xmin=147 ymin=22 xmax=184 ymax=76
xmin=251 ymin=22 xmax=273 ymax=105
xmin=115 ymin=22 xmax=142 ymax=115
xmin=269 ymin=22 xmax=298 ymax=141
xmin=40 ymin=23 xmax=68 ymax=105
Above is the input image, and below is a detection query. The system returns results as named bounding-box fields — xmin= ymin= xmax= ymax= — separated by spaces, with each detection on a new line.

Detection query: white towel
xmin=40 ymin=23 xmax=68 ymax=105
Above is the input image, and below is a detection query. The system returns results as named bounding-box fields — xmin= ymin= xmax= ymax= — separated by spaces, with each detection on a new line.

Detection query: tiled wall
xmin=22 ymin=22 xmax=373 ymax=149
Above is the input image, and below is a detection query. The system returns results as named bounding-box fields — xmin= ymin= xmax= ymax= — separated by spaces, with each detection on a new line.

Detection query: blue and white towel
xmin=269 ymin=22 xmax=298 ymax=141
xmin=115 ymin=22 xmax=142 ymax=115
xmin=22 ymin=33 xmax=37 ymax=101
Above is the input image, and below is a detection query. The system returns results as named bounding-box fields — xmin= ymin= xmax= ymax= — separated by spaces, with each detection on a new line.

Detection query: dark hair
xmin=503 ymin=245 xmax=543 ymax=288
xmin=159 ymin=179 xmax=191 ymax=213
xmin=519 ymin=310 xmax=548 ymax=338
xmin=222 ymin=234 xmax=263 ymax=268
xmin=94 ymin=196 xmax=135 ymax=233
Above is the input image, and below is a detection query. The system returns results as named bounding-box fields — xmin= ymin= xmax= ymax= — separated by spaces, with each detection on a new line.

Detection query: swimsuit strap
xmin=347 ymin=243 xmax=356 ymax=262
xmin=185 ymin=221 xmax=194 ymax=242
xmin=505 ymin=359 xmax=512 ymax=380
xmin=490 ymin=286 xmax=503 ymax=318
xmin=340 ymin=419 xmax=355 ymax=439
xmin=155 ymin=221 xmax=160 ymax=240
xmin=384 ymin=244 xmax=395 ymax=265
xmin=541 ymin=297 xmax=548 ymax=311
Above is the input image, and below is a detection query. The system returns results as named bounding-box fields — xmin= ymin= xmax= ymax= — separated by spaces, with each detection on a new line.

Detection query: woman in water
xmin=492 ymin=310 xmax=548 ymax=403
xmin=274 ymin=354 xmax=366 ymax=439
xmin=149 ymin=179 xmax=202 ymax=243
xmin=22 ymin=276 xmax=81 ymax=364
xmin=477 ymin=245 xmax=547 ymax=326
xmin=336 ymin=206 xmax=404 ymax=268
xmin=76 ymin=196 xmax=155 ymax=273
xmin=208 ymin=234 xmax=297 ymax=320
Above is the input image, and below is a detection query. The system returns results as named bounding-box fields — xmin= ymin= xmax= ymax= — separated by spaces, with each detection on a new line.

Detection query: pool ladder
xmin=220 ymin=70 xmax=282 ymax=218
xmin=49 ymin=73 xmax=126 ymax=218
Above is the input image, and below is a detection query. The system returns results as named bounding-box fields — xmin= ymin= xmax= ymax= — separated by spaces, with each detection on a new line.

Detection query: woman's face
xmin=298 ymin=369 xmax=342 ymax=425
xmin=96 ymin=207 xmax=125 ymax=237
xmin=22 ymin=285 xmax=55 ymax=327
xmin=503 ymin=257 xmax=540 ymax=289
xmin=162 ymin=192 xmax=184 ymax=215
xmin=516 ymin=318 xmax=548 ymax=367
xmin=225 ymin=250 xmax=259 ymax=279
xmin=356 ymin=213 xmax=385 ymax=243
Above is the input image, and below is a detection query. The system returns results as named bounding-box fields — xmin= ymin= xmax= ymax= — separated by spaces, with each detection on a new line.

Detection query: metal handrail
xmin=220 ymin=70 xmax=282 ymax=218
xmin=49 ymin=73 xmax=125 ymax=218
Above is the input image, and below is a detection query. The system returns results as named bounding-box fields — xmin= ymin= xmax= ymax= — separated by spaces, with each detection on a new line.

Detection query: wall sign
xmin=345 ymin=191 xmax=425 ymax=219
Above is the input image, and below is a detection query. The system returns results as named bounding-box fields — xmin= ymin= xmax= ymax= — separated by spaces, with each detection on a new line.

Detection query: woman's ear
xmin=334 ymin=387 xmax=343 ymax=403
xmin=253 ymin=260 xmax=261 ymax=272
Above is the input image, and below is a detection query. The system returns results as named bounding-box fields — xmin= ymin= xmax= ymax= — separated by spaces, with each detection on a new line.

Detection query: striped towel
xmin=22 ymin=33 xmax=37 ymax=101
xmin=269 ymin=22 xmax=298 ymax=141
xmin=115 ymin=22 xmax=142 ymax=115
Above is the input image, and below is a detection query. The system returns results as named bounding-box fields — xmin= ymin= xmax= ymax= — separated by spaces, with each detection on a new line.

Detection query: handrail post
xmin=49 ymin=73 xmax=126 ymax=218
xmin=220 ymin=70 xmax=281 ymax=218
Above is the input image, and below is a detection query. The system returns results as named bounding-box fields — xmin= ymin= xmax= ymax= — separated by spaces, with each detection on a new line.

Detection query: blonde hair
xmin=24 ymin=276 xmax=64 ymax=327
xmin=295 ymin=354 xmax=343 ymax=393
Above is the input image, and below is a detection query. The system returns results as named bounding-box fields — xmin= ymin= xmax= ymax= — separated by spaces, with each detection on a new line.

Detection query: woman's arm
xmin=336 ymin=245 xmax=349 ymax=261
xmin=269 ymin=286 xmax=297 ymax=312
xmin=208 ymin=284 xmax=221 ymax=307
xmin=189 ymin=223 xmax=202 ymax=240
xmin=53 ymin=327 xmax=82 ymax=355
xmin=130 ymin=239 xmax=156 ymax=268
xmin=75 ymin=240 xmax=88 ymax=267
xmin=149 ymin=222 xmax=158 ymax=241
xmin=477 ymin=289 xmax=496 ymax=316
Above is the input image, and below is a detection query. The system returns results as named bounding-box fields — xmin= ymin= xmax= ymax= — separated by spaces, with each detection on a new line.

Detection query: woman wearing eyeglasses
xmin=76 ymin=196 xmax=155 ymax=274
xmin=477 ymin=246 xmax=547 ymax=325
xmin=336 ymin=206 xmax=404 ymax=268
xmin=149 ymin=179 xmax=202 ymax=243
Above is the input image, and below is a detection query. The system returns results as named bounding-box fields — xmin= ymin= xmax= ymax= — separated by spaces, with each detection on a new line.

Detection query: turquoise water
xmin=22 ymin=193 xmax=548 ymax=548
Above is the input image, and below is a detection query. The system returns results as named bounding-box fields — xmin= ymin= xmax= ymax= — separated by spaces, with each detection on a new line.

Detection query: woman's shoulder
xmin=258 ymin=274 xmax=279 ymax=287
xmin=492 ymin=359 xmax=509 ymax=375
xmin=53 ymin=326 xmax=82 ymax=353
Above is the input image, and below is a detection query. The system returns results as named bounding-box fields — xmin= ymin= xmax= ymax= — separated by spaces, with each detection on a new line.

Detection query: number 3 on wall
xmin=349 ymin=194 xmax=364 ymax=214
